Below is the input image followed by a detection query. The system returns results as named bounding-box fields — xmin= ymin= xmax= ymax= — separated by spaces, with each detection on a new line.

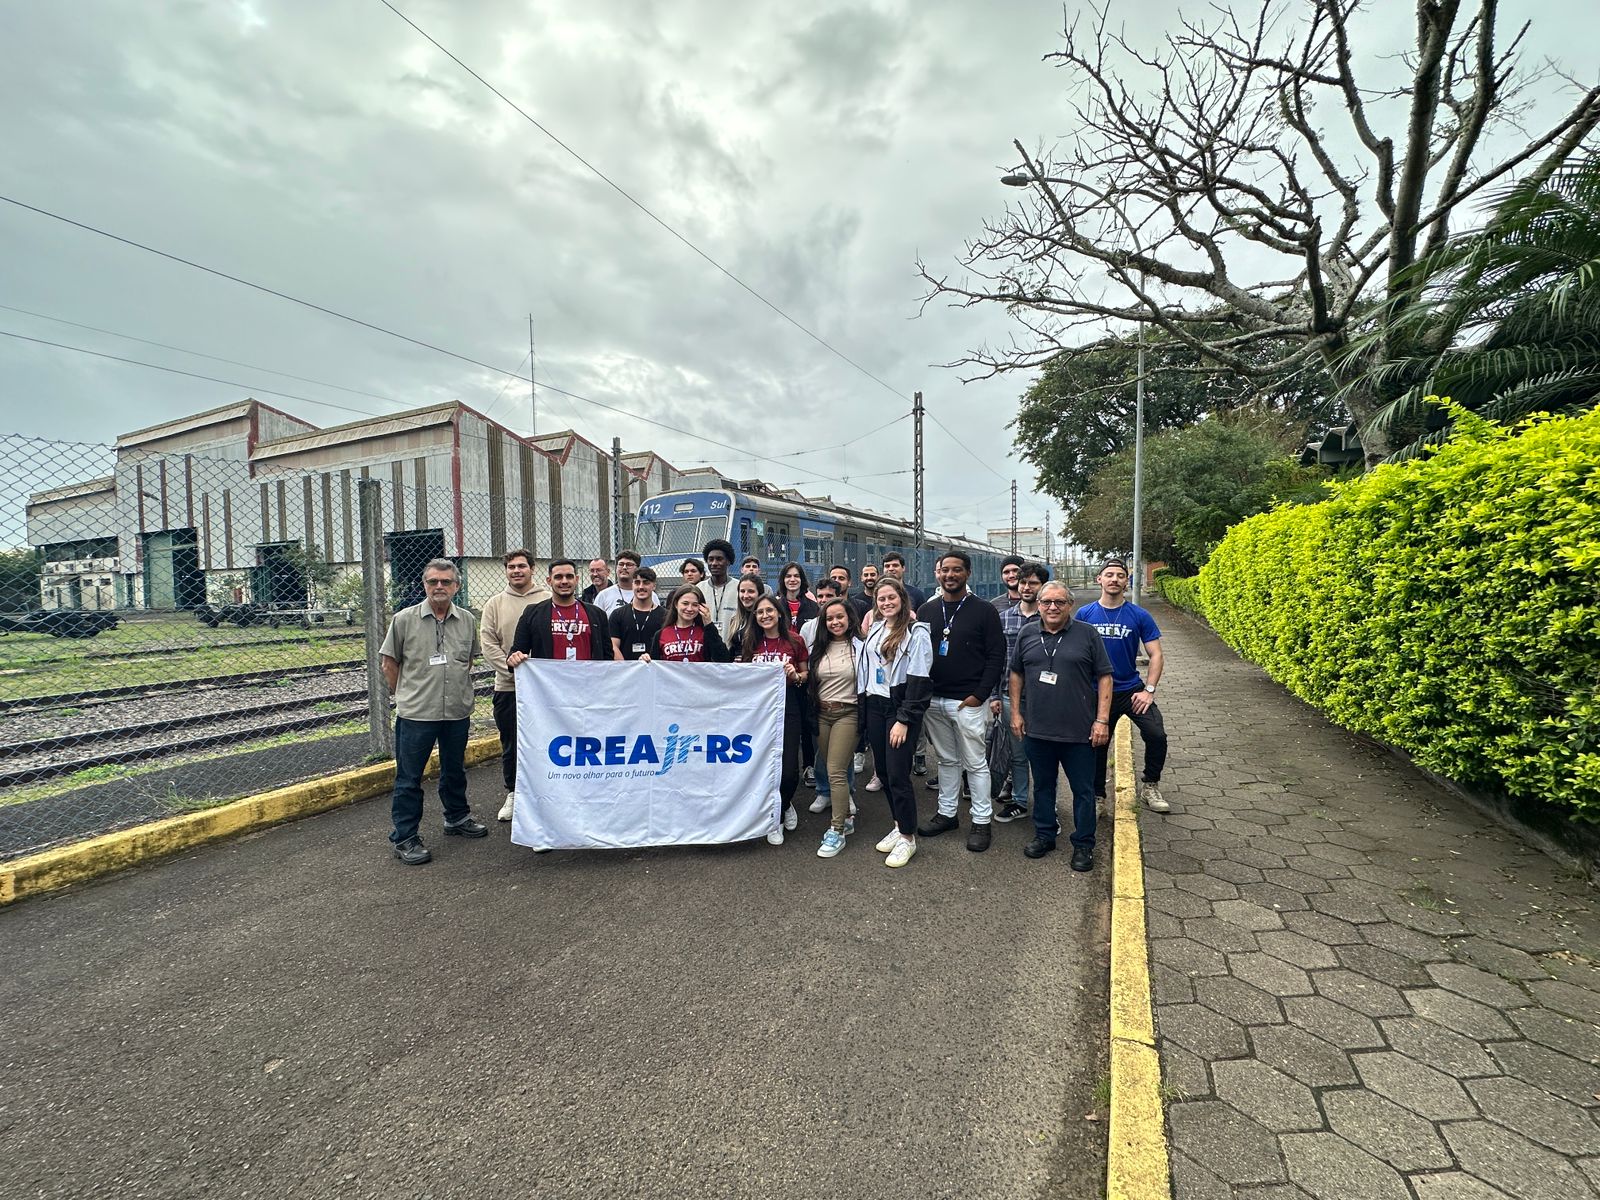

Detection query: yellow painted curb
xmin=1107 ymin=719 xmax=1171 ymax=1200
xmin=0 ymin=735 xmax=502 ymax=907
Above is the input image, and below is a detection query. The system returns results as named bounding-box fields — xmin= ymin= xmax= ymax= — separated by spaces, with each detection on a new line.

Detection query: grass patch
xmin=1401 ymin=882 xmax=1444 ymax=911
xmin=1 ymin=641 xmax=366 ymax=702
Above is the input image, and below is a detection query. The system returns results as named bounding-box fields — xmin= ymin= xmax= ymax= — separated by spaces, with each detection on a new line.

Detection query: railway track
xmin=0 ymin=677 xmax=495 ymax=787
xmin=0 ymin=660 xmax=371 ymax=715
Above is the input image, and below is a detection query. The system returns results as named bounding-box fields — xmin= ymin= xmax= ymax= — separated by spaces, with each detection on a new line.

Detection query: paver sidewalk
xmin=1139 ymin=601 xmax=1600 ymax=1200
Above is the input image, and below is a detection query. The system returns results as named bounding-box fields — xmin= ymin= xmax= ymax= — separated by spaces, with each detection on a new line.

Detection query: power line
xmin=378 ymin=0 xmax=909 ymax=404
xmin=0 ymin=302 xmax=405 ymax=413
xmin=0 ymin=194 xmax=912 ymax=505
xmin=927 ymin=408 xmax=1010 ymax=482
xmin=480 ymin=349 xmax=531 ymax=422
xmin=0 ymin=328 xmax=394 ymax=420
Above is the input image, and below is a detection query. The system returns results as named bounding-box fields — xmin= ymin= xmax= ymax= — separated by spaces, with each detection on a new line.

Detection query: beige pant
xmin=816 ymin=704 xmax=859 ymax=832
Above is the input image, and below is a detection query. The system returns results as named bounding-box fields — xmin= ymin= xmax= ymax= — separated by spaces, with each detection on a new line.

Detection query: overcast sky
xmin=1 ymin=0 xmax=1591 ymax=543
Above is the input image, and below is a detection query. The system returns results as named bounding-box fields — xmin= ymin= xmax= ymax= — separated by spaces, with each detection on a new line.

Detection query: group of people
xmin=378 ymin=541 xmax=1171 ymax=872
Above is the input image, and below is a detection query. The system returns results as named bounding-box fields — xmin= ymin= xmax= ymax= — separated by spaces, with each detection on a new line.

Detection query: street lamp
xmin=1001 ymin=169 xmax=1148 ymax=602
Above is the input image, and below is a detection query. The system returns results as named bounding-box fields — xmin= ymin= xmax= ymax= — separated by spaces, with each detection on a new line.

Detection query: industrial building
xmin=25 ymin=397 xmax=691 ymax=611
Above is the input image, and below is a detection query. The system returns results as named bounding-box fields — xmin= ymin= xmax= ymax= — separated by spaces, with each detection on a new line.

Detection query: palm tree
xmin=1351 ymin=154 xmax=1600 ymax=461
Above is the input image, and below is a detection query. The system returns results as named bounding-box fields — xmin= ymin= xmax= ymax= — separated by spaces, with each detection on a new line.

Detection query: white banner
xmin=512 ymin=660 xmax=783 ymax=851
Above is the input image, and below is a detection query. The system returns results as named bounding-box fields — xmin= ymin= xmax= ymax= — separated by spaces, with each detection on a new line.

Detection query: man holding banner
xmin=508 ymin=559 xmax=614 ymax=666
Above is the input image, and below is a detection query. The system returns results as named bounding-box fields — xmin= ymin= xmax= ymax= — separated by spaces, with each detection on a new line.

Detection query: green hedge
xmin=1154 ymin=569 xmax=1203 ymax=616
xmin=1170 ymin=405 xmax=1600 ymax=818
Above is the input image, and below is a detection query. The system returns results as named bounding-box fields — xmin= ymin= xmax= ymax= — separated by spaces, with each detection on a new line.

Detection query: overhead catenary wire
xmin=1 ymin=319 xmax=917 ymax=510
xmin=0 ymin=328 xmax=400 ymax=420
xmin=0 ymin=194 xmax=917 ymax=505
xmin=927 ymin=409 xmax=1010 ymax=483
xmin=377 ymin=0 xmax=909 ymax=406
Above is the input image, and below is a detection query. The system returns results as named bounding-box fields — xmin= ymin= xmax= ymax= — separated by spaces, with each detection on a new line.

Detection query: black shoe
xmin=912 ymin=753 xmax=927 ymax=776
xmin=966 ymin=822 xmax=992 ymax=853
xmin=995 ymin=801 xmax=1027 ymax=823
xmin=1070 ymin=847 xmax=1094 ymax=872
xmin=393 ymin=836 xmax=432 ymax=865
xmin=925 ymin=776 xmax=940 ymax=791
xmin=917 ymin=812 xmax=960 ymax=837
xmin=443 ymin=817 xmax=489 ymax=838
xmin=1023 ymin=836 xmax=1055 ymax=859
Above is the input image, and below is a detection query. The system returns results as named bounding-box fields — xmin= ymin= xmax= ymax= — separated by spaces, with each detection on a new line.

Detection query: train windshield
xmin=634 ymin=515 xmax=726 ymax=556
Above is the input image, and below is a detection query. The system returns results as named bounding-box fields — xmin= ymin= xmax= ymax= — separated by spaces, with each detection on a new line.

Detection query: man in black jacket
xmin=914 ymin=549 xmax=1007 ymax=852
xmin=508 ymin=559 xmax=614 ymax=665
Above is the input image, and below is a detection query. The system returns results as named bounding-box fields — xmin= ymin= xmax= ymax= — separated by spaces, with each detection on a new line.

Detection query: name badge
xmin=1038 ymin=671 xmax=1058 ymax=686
xmin=875 ymin=666 xmax=886 ymax=685
xmin=631 ymin=643 xmax=646 ymax=654
xmin=429 ymin=653 xmax=448 ymax=666
xmin=565 ymin=647 xmax=577 ymax=661
xmin=939 ymin=638 xmax=949 ymax=656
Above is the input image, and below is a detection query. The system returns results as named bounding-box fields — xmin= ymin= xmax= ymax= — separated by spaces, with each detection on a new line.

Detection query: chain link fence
xmin=0 ymin=432 xmax=612 ymax=861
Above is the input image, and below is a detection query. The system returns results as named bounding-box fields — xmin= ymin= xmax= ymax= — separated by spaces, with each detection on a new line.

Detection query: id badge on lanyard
xmin=565 ymin=646 xmax=577 ymax=660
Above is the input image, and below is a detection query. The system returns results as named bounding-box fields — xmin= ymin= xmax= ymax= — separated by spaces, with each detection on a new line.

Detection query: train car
xmin=633 ymin=476 xmax=1007 ymax=599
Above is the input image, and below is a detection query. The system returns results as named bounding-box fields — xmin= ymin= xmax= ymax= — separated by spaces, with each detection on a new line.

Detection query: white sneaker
xmin=852 ymin=751 xmax=866 ymax=774
xmin=1143 ymin=782 xmax=1170 ymax=812
xmin=783 ymin=806 xmax=798 ymax=831
xmin=875 ymin=827 xmax=902 ymax=853
xmin=849 ymin=798 xmax=857 ymax=816
xmin=885 ymin=836 xmax=917 ymax=868
xmin=767 ymin=826 xmax=785 ymax=846
xmin=865 ymin=775 xmax=883 ymax=792
xmin=817 ymin=828 xmax=846 ymax=858
xmin=497 ymin=793 xmax=515 ymax=822
xmin=808 ymin=794 xmax=829 ymax=813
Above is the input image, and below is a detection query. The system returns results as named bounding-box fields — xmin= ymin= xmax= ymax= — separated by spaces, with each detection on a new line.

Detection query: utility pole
xmin=358 ymin=478 xmax=393 ymax=759
xmin=1131 ymin=282 xmax=1147 ymax=603
xmin=528 ymin=314 xmax=537 ymax=436
xmin=1045 ymin=509 xmax=1053 ymax=571
xmin=1010 ymin=480 xmax=1017 ymax=554
xmin=912 ymin=392 xmax=925 ymax=551
xmin=611 ymin=436 xmax=624 ymax=556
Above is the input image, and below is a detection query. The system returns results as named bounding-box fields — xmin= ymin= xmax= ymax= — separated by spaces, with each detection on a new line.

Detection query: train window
xmin=765 ymin=521 xmax=790 ymax=562
xmin=840 ymin=533 xmax=858 ymax=569
xmin=802 ymin=527 xmax=830 ymax=566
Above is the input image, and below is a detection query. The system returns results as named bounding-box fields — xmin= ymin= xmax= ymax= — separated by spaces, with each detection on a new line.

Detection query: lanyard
xmin=428 ymin=610 xmax=448 ymax=654
xmin=939 ymin=595 xmax=968 ymax=641
xmin=710 ymin=581 xmax=731 ymax=615
xmin=553 ymin=603 xmax=581 ymax=647
xmin=1039 ymin=627 xmax=1065 ymax=671
xmin=631 ymin=608 xmax=653 ymax=635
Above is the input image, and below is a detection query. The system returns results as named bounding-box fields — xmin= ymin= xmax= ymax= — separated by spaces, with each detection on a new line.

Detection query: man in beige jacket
xmin=480 ymin=548 xmax=548 ymax=821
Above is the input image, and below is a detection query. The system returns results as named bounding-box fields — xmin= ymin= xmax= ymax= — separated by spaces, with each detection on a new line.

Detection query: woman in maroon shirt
xmin=643 ymin=585 xmax=731 ymax=663
xmin=737 ymin=595 xmax=809 ymax=844
xmin=778 ymin=562 xmax=821 ymax=789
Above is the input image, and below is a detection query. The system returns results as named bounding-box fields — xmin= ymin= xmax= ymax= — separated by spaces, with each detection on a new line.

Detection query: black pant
xmin=1093 ymin=689 xmax=1168 ymax=796
xmin=492 ymin=690 xmax=517 ymax=792
xmin=780 ymin=703 xmax=801 ymax=811
xmin=865 ymin=696 xmax=922 ymax=837
xmin=799 ymin=697 xmax=818 ymax=770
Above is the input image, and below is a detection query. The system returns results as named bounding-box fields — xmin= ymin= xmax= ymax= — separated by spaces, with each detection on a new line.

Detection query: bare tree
xmin=922 ymin=0 xmax=1600 ymax=462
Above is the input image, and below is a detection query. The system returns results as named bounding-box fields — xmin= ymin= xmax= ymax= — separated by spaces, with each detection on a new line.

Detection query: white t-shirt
xmin=593 ymin=583 xmax=647 ymax=614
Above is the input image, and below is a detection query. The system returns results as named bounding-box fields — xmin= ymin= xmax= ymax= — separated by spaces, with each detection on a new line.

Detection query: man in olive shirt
xmin=1009 ymin=581 xmax=1113 ymax=872
xmin=380 ymin=557 xmax=488 ymax=865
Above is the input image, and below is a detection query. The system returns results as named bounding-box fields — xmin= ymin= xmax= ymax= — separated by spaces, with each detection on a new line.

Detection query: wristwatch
xmin=1144 ymin=684 xmax=1156 ymax=694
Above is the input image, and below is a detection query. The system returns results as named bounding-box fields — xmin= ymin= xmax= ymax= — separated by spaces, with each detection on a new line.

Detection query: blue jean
xmin=1000 ymin=695 xmax=1029 ymax=806
xmin=390 ymin=716 xmax=471 ymax=843
xmin=1024 ymin=737 xmax=1097 ymax=850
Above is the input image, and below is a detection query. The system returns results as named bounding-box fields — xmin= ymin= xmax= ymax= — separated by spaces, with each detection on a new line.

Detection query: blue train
xmin=633 ymin=478 xmax=1008 ymax=598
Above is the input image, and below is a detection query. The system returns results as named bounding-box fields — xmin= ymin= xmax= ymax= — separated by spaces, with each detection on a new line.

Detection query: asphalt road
xmin=0 ymin=763 xmax=1109 ymax=1200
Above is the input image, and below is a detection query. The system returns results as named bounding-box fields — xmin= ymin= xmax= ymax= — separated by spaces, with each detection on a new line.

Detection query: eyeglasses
xmin=1038 ymin=599 xmax=1068 ymax=607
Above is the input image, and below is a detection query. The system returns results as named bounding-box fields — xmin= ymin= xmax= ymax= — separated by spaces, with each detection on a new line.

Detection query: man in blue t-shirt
xmin=1075 ymin=558 xmax=1171 ymax=812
